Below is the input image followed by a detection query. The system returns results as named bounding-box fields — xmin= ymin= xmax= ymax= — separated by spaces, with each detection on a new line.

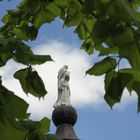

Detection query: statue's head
xmin=63 ymin=65 xmax=68 ymax=70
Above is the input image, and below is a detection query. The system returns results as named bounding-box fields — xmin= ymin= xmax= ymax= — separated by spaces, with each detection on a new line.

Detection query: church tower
xmin=52 ymin=105 xmax=79 ymax=140
xmin=52 ymin=65 xmax=79 ymax=140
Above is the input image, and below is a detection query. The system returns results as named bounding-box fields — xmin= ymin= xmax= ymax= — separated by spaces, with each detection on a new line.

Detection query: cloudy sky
xmin=0 ymin=1 xmax=140 ymax=140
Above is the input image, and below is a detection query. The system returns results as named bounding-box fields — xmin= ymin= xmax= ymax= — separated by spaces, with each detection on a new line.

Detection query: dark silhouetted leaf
xmin=112 ymin=27 xmax=134 ymax=46
xmin=86 ymin=57 xmax=117 ymax=76
xmin=119 ymin=44 xmax=140 ymax=70
xmin=104 ymin=69 xmax=134 ymax=108
xmin=30 ymin=55 xmax=53 ymax=65
xmin=0 ymin=77 xmax=28 ymax=140
xmin=104 ymin=73 xmax=124 ymax=108
xmin=0 ymin=120 xmax=26 ymax=140
xmin=46 ymin=134 xmax=59 ymax=140
xmin=13 ymin=43 xmax=53 ymax=65
xmin=99 ymin=47 xmax=119 ymax=56
xmin=14 ymin=67 xmax=47 ymax=98
xmin=19 ymin=117 xmax=50 ymax=140
xmin=83 ymin=0 xmax=101 ymax=15
xmin=91 ymin=20 xmax=116 ymax=45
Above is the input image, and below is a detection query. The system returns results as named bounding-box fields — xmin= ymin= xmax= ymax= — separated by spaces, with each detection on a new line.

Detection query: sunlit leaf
xmin=45 ymin=2 xmax=61 ymax=17
xmin=81 ymin=39 xmax=94 ymax=55
xmin=34 ymin=6 xmax=55 ymax=29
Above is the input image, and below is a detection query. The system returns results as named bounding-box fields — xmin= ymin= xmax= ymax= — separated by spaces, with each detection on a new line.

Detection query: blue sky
xmin=0 ymin=1 xmax=140 ymax=140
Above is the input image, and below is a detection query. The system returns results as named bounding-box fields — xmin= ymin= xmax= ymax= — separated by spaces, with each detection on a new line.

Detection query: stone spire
xmin=52 ymin=65 xmax=79 ymax=140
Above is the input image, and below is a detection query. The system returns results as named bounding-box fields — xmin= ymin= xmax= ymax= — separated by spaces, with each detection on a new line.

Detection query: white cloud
xmin=0 ymin=40 xmax=137 ymax=119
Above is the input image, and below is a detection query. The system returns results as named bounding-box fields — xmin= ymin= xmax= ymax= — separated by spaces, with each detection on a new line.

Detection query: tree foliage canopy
xmin=0 ymin=0 xmax=140 ymax=139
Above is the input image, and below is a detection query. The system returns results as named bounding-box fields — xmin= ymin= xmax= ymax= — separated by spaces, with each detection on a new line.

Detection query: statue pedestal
xmin=52 ymin=105 xmax=79 ymax=140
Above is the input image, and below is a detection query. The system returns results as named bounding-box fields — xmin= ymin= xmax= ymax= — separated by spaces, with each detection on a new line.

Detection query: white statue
xmin=53 ymin=65 xmax=71 ymax=108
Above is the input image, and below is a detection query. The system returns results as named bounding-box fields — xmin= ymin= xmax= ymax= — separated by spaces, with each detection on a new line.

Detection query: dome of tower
xmin=52 ymin=105 xmax=77 ymax=127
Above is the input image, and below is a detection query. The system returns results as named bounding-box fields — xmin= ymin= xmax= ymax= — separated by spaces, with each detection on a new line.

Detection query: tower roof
xmin=52 ymin=105 xmax=79 ymax=140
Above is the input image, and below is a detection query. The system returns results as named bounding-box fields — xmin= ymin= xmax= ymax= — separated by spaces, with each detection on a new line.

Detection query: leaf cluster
xmin=1 ymin=0 xmax=140 ymax=139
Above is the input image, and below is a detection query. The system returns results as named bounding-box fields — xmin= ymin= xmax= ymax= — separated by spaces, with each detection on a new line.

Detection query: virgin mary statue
xmin=53 ymin=65 xmax=71 ymax=108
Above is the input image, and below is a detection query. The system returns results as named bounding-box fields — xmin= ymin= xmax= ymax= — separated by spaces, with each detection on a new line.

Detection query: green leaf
xmin=0 ymin=37 xmax=15 ymax=66
xmin=14 ymin=26 xmax=38 ymax=41
xmin=119 ymin=44 xmax=140 ymax=70
xmin=100 ymin=0 xmax=111 ymax=5
xmin=19 ymin=117 xmax=50 ymax=140
xmin=2 ymin=10 xmax=23 ymax=25
xmin=138 ymin=96 xmax=140 ymax=113
xmin=25 ymin=130 xmax=45 ymax=140
xmin=91 ymin=19 xmax=116 ymax=45
xmin=1 ymin=52 xmax=12 ymax=62
xmin=2 ymin=14 xmax=11 ymax=23
xmin=83 ymin=17 xmax=95 ymax=33
xmin=75 ymin=17 xmax=95 ymax=39
xmin=0 ymin=77 xmax=29 ymax=135
xmin=86 ymin=57 xmax=117 ymax=76
xmin=83 ymin=0 xmax=101 ymax=15
xmin=13 ymin=68 xmax=29 ymax=93
xmin=13 ymin=43 xmax=53 ymax=65
xmin=104 ymin=71 xmax=115 ymax=91
xmin=0 ymin=52 xmax=13 ymax=67
xmin=34 ymin=6 xmax=55 ymax=29
xmin=19 ymin=0 xmax=41 ymax=14
xmin=13 ymin=43 xmax=33 ymax=65
xmin=4 ymin=91 xmax=29 ymax=119
xmin=107 ymin=0 xmax=139 ymax=22
xmin=45 ymin=2 xmax=61 ymax=17
xmin=119 ymin=68 xmax=140 ymax=92
xmin=25 ymin=26 xmax=38 ymax=41
xmin=64 ymin=0 xmax=82 ymax=27
xmin=99 ymin=47 xmax=119 ymax=56
xmin=104 ymin=69 xmax=134 ymax=108
xmin=122 ymin=69 xmax=140 ymax=112
xmin=46 ymin=134 xmax=59 ymax=140
xmin=118 ymin=69 xmax=140 ymax=112
xmin=64 ymin=10 xmax=81 ymax=27
xmin=0 ymin=120 xmax=26 ymax=140
xmin=14 ymin=67 xmax=47 ymax=98
xmin=14 ymin=28 xmax=28 ymax=40
xmin=30 ymin=55 xmax=53 ymax=65
xmin=37 ymin=117 xmax=50 ymax=134
xmin=112 ymin=27 xmax=134 ymax=46
xmin=75 ymin=22 xmax=88 ymax=40
xmin=104 ymin=73 xmax=124 ymax=108
xmin=0 ymin=57 xmax=5 ymax=66
xmin=27 ymin=70 xmax=47 ymax=97
xmin=54 ymin=0 xmax=69 ymax=8
xmin=81 ymin=39 xmax=94 ymax=55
